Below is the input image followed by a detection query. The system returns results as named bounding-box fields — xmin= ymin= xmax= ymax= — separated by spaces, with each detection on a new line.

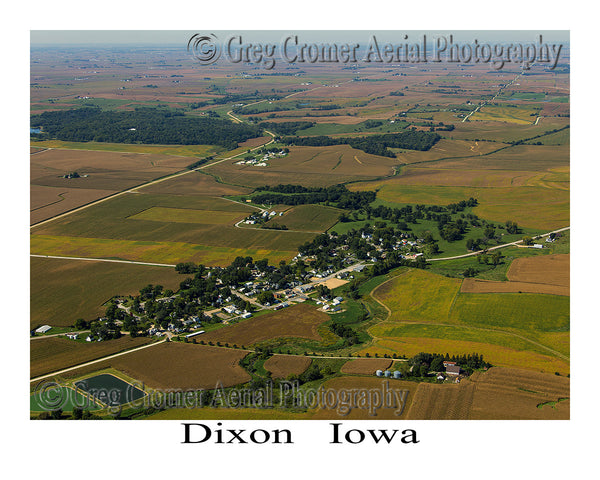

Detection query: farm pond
xmin=75 ymin=373 xmax=146 ymax=407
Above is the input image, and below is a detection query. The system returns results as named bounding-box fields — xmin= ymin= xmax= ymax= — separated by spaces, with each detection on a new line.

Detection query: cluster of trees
xmin=409 ymin=352 xmax=490 ymax=376
xmin=257 ymin=121 xmax=314 ymax=135
xmin=315 ymin=284 xmax=332 ymax=299
xmin=505 ymin=220 xmax=520 ymax=234
xmin=89 ymin=312 xmax=122 ymax=341
xmin=438 ymin=217 xmax=470 ymax=242
xmin=330 ymin=321 xmax=360 ymax=346
xmin=30 ymin=107 xmax=262 ymax=148
xmin=312 ymin=104 xmax=342 ymax=111
xmin=281 ymin=130 xmax=441 ymax=157
xmin=252 ymin=184 xmax=376 ymax=210
xmin=189 ymin=91 xmax=280 ymax=110
xmin=256 ymin=290 xmax=276 ymax=305
xmin=286 ymin=363 xmax=335 ymax=386
xmin=186 ymin=157 xmax=211 ymax=170
xmin=261 ymin=222 xmax=288 ymax=230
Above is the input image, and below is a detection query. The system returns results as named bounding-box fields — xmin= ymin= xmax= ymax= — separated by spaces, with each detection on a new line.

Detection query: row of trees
xmin=252 ymin=184 xmax=376 ymax=210
xmin=257 ymin=121 xmax=314 ymax=135
xmin=281 ymin=130 xmax=441 ymax=156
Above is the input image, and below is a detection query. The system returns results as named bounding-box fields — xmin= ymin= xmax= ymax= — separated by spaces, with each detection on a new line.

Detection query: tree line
xmin=257 ymin=121 xmax=314 ymax=135
xmin=30 ymin=107 xmax=262 ymax=149
xmin=280 ymin=130 xmax=441 ymax=157
xmin=252 ymin=184 xmax=376 ymax=210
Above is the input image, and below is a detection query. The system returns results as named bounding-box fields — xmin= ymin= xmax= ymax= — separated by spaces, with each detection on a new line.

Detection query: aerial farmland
xmin=30 ymin=31 xmax=570 ymax=422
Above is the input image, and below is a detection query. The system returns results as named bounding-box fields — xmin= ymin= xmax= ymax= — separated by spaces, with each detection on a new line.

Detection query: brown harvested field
xmin=237 ymin=136 xmax=273 ymax=149
xmin=140 ymin=171 xmax=251 ymax=197
xmin=31 ymin=184 xmax=117 ymax=225
xmin=30 ymin=335 xmax=154 ymax=378
xmin=398 ymin=139 xmax=504 ymax=165
xmin=31 ymin=148 xmax=192 ymax=191
xmin=461 ymin=278 xmax=569 ymax=296
xmin=201 ymin=304 xmax=328 ymax=346
xmin=461 ymin=253 xmax=570 ymax=296
xmin=340 ymin=358 xmax=393 ymax=375
xmin=205 ymin=144 xmax=399 ymax=188
xmin=407 ymin=367 xmax=569 ymax=420
xmin=423 ymin=143 xmax=569 ymax=172
xmin=508 ymin=254 xmax=569 ymax=287
xmin=469 ymin=367 xmax=570 ymax=420
xmin=407 ymin=381 xmax=477 ymax=420
xmin=103 ymin=343 xmax=251 ymax=390
xmin=30 ymin=256 xmax=184 ymax=328
xmin=387 ymin=166 xmax=539 ymax=188
xmin=310 ymin=376 xmax=417 ymax=419
xmin=263 ymin=355 xmax=312 ymax=379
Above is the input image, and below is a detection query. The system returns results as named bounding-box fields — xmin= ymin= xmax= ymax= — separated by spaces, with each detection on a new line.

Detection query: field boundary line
xmin=30 ymin=339 xmax=167 ymax=383
xmin=30 ymin=254 xmax=176 ymax=268
xmin=30 ymin=132 xmax=275 ymax=229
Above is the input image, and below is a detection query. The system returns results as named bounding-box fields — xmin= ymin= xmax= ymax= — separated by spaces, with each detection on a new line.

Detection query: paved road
xmin=30 ymin=132 xmax=274 ymax=229
xmin=427 ymin=226 xmax=570 ymax=262
xmin=462 ymin=71 xmax=524 ymax=122
xmin=30 ymin=338 xmax=167 ymax=383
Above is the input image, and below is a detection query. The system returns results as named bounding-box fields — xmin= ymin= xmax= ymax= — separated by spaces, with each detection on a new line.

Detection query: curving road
xmin=427 ymin=226 xmax=570 ymax=262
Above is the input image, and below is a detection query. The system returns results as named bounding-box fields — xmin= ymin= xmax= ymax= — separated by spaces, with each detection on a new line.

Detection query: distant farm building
xmin=445 ymin=365 xmax=461 ymax=376
xmin=35 ymin=325 xmax=52 ymax=334
xmin=185 ymin=330 xmax=206 ymax=339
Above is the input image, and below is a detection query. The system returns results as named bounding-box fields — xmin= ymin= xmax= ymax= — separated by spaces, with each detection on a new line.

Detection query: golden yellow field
xmin=128 ymin=206 xmax=248 ymax=225
xmin=359 ymin=336 xmax=569 ymax=376
xmin=30 ymin=234 xmax=296 ymax=266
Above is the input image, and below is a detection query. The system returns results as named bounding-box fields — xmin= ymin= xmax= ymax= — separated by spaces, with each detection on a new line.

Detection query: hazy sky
xmin=30 ymin=30 xmax=569 ymax=46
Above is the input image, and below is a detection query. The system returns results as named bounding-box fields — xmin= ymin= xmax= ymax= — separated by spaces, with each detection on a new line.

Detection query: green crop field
xmin=30 ymin=193 xmax=315 ymax=264
xmin=471 ymin=105 xmax=540 ymax=124
xmin=351 ymin=182 xmax=569 ymax=230
xmin=265 ymin=204 xmax=345 ymax=232
xmin=450 ymin=292 xmax=570 ymax=335
xmin=129 ymin=206 xmax=248 ymax=225
xmin=372 ymin=269 xmax=462 ymax=323
xmin=366 ymin=266 xmax=570 ymax=368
